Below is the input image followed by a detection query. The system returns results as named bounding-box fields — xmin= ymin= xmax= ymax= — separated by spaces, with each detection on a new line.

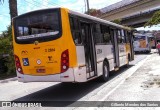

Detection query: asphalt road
xmin=0 ymin=53 xmax=150 ymax=109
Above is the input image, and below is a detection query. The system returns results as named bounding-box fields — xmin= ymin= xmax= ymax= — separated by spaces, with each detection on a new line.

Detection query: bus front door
xmin=81 ymin=22 xmax=97 ymax=79
xmin=112 ymin=29 xmax=120 ymax=68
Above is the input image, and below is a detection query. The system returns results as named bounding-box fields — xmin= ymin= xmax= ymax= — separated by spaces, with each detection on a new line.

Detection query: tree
xmin=9 ymin=0 xmax=18 ymax=20
xmin=112 ymin=19 xmax=122 ymax=24
xmin=85 ymin=8 xmax=102 ymax=17
xmin=0 ymin=0 xmax=17 ymax=75
xmin=145 ymin=10 xmax=160 ymax=27
xmin=0 ymin=26 xmax=15 ymax=75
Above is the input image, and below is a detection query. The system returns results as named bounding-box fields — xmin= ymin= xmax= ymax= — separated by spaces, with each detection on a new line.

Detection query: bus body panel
xmin=75 ymin=46 xmax=86 ymax=67
xmin=95 ymin=45 xmax=114 ymax=72
xmin=16 ymin=68 xmax=75 ymax=82
xmin=14 ymin=43 xmax=62 ymax=75
xmin=125 ymin=43 xmax=131 ymax=61
xmin=118 ymin=44 xmax=127 ymax=66
xmin=74 ymin=46 xmax=87 ymax=82
xmin=61 ymin=8 xmax=78 ymax=68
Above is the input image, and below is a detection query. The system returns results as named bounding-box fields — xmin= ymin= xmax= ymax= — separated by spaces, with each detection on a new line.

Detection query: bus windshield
xmin=134 ymin=36 xmax=146 ymax=41
xmin=14 ymin=9 xmax=61 ymax=44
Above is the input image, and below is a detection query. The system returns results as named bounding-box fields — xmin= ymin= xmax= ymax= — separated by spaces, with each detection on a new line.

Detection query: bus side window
xmin=121 ymin=29 xmax=126 ymax=43
xmin=109 ymin=29 xmax=114 ymax=43
xmin=101 ymin=25 xmax=111 ymax=44
xmin=117 ymin=29 xmax=123 ymax=43
xmin=18 ymin=27 xmax=23 ymax=36
xmin=69 ymin=16 xmax=82 ymax=45
xmin=93 ymin=23 xmax=103 ymax=44
xmin=125 ymin=30 xmax=129 ymax=43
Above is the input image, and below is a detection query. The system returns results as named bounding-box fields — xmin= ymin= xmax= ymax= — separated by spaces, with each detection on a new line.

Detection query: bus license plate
xmin=36 ymin=69 xmax=46 ymax=73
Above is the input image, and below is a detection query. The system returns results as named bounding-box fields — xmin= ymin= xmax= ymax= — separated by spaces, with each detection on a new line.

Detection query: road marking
xmin=99 ymin=55 xmax=151 ymax=101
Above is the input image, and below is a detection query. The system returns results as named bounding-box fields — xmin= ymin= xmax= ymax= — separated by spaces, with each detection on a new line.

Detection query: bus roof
xmin=134 ymin=33 xmax=154 ymax=37
xmin=13 ymin=7 xmax=132 ymax=31
xmin=68 ymin=9 xmax=132 ymax=31
xmin=13 ymin=7 xmax=61 ymax=20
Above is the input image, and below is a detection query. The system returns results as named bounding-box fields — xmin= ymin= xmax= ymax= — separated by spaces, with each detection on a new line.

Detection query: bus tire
xmin=146 ymin=51 xmax=150 ymax=54
xmin=100 ymin=61 xmax=109 ymax=82
xmin=148 ymin=50 xmax=151 ymax=53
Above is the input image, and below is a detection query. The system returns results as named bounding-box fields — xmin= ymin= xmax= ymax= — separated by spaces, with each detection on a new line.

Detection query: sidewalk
xmin=106 ymin=52 xmax=160 ymax=101
xmin=0 ymin=77 xmax=17 ymax=83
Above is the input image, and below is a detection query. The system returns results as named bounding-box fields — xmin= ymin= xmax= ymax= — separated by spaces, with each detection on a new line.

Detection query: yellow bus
xmin=12 ymin=7 xmax=134 ymax=83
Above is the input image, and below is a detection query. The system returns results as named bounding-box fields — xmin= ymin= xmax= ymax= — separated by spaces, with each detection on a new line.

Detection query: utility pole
xmin=86 ymin=0 xmax=90 ymax=14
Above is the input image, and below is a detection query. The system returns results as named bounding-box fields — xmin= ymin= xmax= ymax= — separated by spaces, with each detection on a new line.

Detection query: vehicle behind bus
xmin=133 ymin=34 xmax=151 ymax=53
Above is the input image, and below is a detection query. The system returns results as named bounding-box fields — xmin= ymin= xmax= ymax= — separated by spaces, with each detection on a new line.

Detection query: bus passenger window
xmin=124 ymin=31 xmax=129 ymax=43
xmin=75 ymin=32 xmax=82 ymax=44
xmin=117 ymin=30 xmax=122 ymax=43
xmin=121 ymin=29 xmax=126 ymax=43
xmin=117 ymin=29 xmax=126 ymax=43
xmin=109 ymin=29 xmax=114 ymax=43
xmin=104 ymin=33 xmax=111 ymax=43
xmin=32 ymin=28 xmax=39 ymax=34
xmin=18 ymin=27 xmax=23 ymax=36
xmin=101 ymin=25 xmax=111 ymax=44
xmin=93 ymin=23 xmax=103 ymax=44
xmin=24 ymin=27 xmax=29 ymax=36
xmin=69 ymin=16 xmax=82 ymax=45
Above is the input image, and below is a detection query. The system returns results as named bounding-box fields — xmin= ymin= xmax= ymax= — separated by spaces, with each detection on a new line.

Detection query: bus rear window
xmin=14 ymin=9 xmax=62 ymax=44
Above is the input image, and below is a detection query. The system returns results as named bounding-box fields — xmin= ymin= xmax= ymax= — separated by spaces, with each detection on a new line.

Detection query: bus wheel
xmin=100 ymin=61 xmax=109 ymax=82
xmin=146 ymin=50 xmax=151 ymax=54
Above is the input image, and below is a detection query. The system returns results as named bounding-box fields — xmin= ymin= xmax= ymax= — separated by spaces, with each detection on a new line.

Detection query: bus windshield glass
xmin=134 ymin=36 xmax=146 ymax=41
xmin=14 ymin=9 xmax=61 ymax=44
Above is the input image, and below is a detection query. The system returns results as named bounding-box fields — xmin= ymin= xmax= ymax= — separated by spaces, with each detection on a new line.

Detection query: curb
xmin=0 ymin=77 xmax=17 ymax=83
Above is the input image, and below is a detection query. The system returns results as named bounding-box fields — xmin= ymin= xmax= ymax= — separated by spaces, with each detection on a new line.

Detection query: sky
xmin=137 ymin=25 xmax=160 ymax=31
xmin=0 ymin=0 xmax=159 ymax=34
xmin=0 ymin=0 xmax=123 ymax=34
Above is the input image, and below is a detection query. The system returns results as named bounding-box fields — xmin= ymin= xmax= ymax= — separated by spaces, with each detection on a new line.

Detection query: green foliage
xmin=88 ymin=9 xmax=97 ymax=13
xmin=85 ymin=8 xmax=102 ymax=17
xmin=0 ymin=25 xmax=16 ymax=75
xmin=112 ymin=19 xmax=122 ymax=24
xmin=0 ymin=38 xmax=10 ymax=55
xmin=0 ymin=26 xmax=12 ymax=55
xmin=85 ymin=8 xmax=96 ymax=14
xmin=5 ymin=55 xmax=15 ymax=74
xmin=145 ymin=10 xmax=160 ymax=27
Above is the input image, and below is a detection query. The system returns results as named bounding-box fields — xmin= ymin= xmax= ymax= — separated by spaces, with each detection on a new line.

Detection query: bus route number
xmin=45 ymin=48 xmax=55 ymax=52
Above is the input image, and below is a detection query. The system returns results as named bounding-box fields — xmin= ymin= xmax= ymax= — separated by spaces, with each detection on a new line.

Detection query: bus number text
xmin=45 ymin=48 xmax=55 ymax=52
